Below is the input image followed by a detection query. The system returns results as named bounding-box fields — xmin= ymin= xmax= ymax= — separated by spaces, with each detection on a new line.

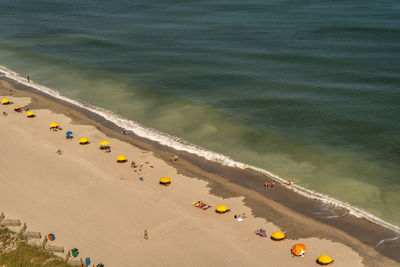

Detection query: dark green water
xmin=0 ymin=0 xmax=399 ymax=226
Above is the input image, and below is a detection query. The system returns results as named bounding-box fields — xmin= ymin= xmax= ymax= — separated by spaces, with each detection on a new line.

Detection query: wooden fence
xmin=0 ymin=212 xmax=93 ymax=267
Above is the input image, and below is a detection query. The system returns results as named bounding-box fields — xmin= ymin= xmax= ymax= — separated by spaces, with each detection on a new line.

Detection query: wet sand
xmin=0 ymin=77 xmax=399 ymax=266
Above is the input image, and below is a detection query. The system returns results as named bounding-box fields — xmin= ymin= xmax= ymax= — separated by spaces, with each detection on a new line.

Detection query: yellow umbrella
xmin=1 ymin=98 xmax=10 ymax=104
xmin=215 ymin=205 xmax=229 ymax=214
xmin=159 ymin=177 xmax=172 ymax=185
xmin=271 ymin=231 xmax=286 ymax=241
xmin=317 ymin=255 xmax=334 ymax=265
xmin=79 ymin=138 xmax=89 ymax=144
xmin=116 ymin=155 xmax=127 ymax=162
xmin=99 ymin=141 xmax=110 ymax=146
xmin=26 ymin=111 xmax=35 ymax=117
xmin=49 ymin=123 xmax=58 ymax=128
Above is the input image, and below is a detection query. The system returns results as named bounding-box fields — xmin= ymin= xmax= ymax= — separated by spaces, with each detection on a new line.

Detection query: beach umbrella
xmin=79 ymin=138 xmax=89 ymax=145
xmin=66 ymin=131 xmax=73 ymax=136
xmin=215 ymin=205 xmax=229 ymax=214
xmin=71 ymin=248 xmax=79 ymax=257
xmin=291 ymin=244 xmax=306 ymax=256
xmin=99 ymin=141 xmax=110 ymax=149
xmin=271 ymin=231 xmax=286 ymax=241
xmin=47 ymin=233 xmax=55 ymax=241
xmin=317 ymin=255 xmax=334 ymax=265
xmin=116 ymin=155 xmax=127 ymax=162
xmin=14 ymin=105 xmax=22 ymax=111
xmin=159 ymin=177 xmax=172 ymax=186
xmin=1 ymin=98 xmax=10 ymax=105
xmin=49 ymin=123 xmax=58 ymax=128
xmin=26 ymin=111 xmax=35 ymax=118
xmin=99 ymin=141 xmax=110 ymax=146
xmin=85 ymin=257 xmax=91 ymax=265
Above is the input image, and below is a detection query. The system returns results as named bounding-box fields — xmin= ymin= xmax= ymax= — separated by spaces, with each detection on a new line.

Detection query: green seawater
xmin=0 ymin=0 xmax=399 ymax=226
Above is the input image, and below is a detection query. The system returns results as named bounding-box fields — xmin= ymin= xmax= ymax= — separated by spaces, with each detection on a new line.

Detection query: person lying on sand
xmin=55 ymin=149 xmax=63 ymax=155
xmin=234 ymin=213 xmax=247 ymax=221
xmin=255 ymin=228 xmax=267 ymax=237
xmin=3 ymin=112 xmax=7 ymax=116
xmin=194 ymin=201 xmax=203 ymax=207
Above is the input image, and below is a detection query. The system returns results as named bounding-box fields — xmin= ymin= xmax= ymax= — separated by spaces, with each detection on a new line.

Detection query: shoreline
xmin=0 ymin=76 xmax=399 ymax=265
xmin=1 ymin=65 xmax=399 ymax=235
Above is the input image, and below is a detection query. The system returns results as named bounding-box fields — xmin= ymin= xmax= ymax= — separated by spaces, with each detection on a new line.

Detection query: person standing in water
xmin=27 ymin=75 xmax=30 ymax=82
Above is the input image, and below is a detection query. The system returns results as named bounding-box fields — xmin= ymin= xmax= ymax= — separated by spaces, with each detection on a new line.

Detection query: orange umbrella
xmin=291 ymin=244 xmax=306 ymax=256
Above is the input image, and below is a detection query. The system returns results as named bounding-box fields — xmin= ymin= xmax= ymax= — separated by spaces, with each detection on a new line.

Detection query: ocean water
xmin=0 ymin=0 xmax=399 ymax=227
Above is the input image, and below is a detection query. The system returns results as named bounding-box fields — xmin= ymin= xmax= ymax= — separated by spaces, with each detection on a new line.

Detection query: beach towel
xmin=193 ymin=201 xmax=211 ymax=210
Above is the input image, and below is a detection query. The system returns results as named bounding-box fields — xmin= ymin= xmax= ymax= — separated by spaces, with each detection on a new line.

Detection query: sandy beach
xmin=0 ymin=79 xmax=398 ymax=266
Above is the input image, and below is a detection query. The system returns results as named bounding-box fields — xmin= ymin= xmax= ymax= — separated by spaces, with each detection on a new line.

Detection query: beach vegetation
xmin=0 ymin=226 xmax=71 ymax=267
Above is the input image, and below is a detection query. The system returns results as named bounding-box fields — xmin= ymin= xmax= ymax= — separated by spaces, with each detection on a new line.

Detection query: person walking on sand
xmin=271 ymin=182 xmax=275 ymax=188
xmin=8 ymin=89 xmax=13 ymax=96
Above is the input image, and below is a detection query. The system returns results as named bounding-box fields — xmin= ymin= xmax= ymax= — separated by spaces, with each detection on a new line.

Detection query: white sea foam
xmin=375 ymin=236 xmax=400 ymax=248
xmin=1 ymin=65 xmax=399 ymax=234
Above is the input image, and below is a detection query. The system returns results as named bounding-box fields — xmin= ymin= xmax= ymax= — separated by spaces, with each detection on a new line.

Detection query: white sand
xmin=0 ymin=96 xmax=364 ymax=266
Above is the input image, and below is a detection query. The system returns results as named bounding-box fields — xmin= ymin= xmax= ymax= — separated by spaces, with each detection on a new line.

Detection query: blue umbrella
xmin=85 ymin=257 xmax=91 ymax=265
xmin=66 ymin=131 xmax=73 ymax=136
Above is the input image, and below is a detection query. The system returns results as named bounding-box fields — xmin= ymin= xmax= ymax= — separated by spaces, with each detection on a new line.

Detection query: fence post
xmin=64 ymin=250 xmax=71 ymax=263
xmin=42 ymin=235 xmax=48 ymax=249
xmin=19 ymin=223 xmax=27 ymax=235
